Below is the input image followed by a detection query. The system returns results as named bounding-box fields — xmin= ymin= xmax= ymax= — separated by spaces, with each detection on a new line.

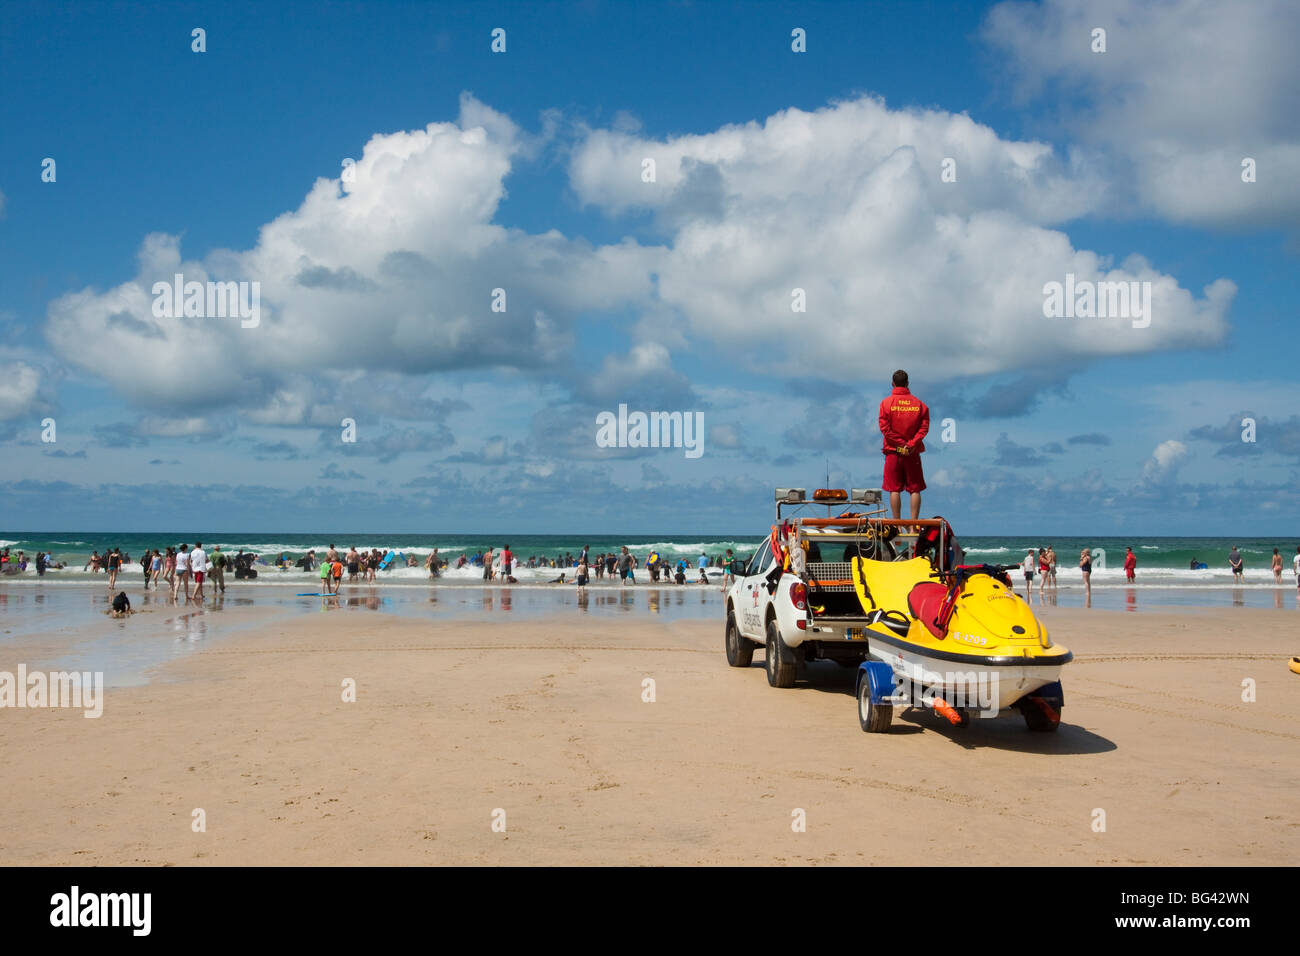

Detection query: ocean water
xmin=1 ymin=532 xmax=1297 ymax=588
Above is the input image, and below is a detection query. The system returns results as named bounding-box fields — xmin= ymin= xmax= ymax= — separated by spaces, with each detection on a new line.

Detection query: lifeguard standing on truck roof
xmin=878 ymin=369 xmax=930 ymax=521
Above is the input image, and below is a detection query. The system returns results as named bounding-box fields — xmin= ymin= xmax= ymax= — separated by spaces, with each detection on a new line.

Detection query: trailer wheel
xmin=1018 ymin=695 xmax=1062 ymax=732
xmin=857 ymin=674 xmax=893 ymax=733
xmin=725 ymin=612 xmax=753 ymax=668
xmin=765 ymin=618 xmax=800 ymax=688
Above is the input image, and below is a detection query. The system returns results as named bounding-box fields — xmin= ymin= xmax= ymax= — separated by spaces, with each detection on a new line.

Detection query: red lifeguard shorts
xmin=882 ymin=451 xmax=926 ymax=493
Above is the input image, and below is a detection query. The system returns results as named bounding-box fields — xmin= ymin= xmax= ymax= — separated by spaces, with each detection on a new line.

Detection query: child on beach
xmin=320 ymin=557 xmax=333 ymax=594
xmin=575 ymin=555 xmax=589 ymax=591
xmin=110 ymin=591 xmax=132 ymax=618
xmin=331 ymin=559 xmax=344 ymax=592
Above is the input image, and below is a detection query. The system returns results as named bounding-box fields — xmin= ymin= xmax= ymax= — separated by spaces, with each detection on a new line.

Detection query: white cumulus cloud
xmin=982 ymin=0 xmax=1300 ymax=227
xmin=570 ymin=95 xmax=1233 ymax=383
xmin=44 ymin=95 xmax=658 ymax=409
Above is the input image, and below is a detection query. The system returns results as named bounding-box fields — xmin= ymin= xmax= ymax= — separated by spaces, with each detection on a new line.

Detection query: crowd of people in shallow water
xmin=0 ymin=542 xmax=744 ymax=602
xmin=9 ymin=542 xmax=1300 ymax=604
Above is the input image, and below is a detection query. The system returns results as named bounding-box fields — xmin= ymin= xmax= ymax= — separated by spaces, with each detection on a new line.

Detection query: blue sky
xmin=1 ymin=0 xmax=1297 ymax=535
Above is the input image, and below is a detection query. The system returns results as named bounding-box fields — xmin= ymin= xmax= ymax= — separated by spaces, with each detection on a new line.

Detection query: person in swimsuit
xmin=1080 ymin=548 xmax=1092 ymax=602
xmin=1228 ymin=546 xmax=1244 ymax=583
xmin=1021 ymin=549 xmax=1036 ymax=600
xmin=174 ymin=544 xmax=191 ymax=601
xmin=1271 ymin=548 xmax=1282 ymax=584
xmin=346 ymin=547 xmax=360 ymax=583
xmin=106 ymin=548 xmax=123 ymax=590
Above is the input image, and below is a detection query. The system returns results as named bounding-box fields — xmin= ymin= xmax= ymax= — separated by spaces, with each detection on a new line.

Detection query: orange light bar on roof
xmin=812 ymin=488 xmax=848 ymax=501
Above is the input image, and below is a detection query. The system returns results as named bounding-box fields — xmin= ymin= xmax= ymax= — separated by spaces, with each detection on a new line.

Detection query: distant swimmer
xmin=1271 ymin=548 xmax=1282 ymax=584
xmin=878 ymin=369 xmax=930 ymax=522
xmin=548 ymin=572 xmax=566 ymax=584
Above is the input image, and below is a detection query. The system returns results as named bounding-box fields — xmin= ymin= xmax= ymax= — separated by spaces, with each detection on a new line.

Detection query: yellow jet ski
xmin=851 ymin=557 xmax=1072 ymax=732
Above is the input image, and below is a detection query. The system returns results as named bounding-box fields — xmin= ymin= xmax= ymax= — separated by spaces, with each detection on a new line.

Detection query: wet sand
xmin=1 ymin=606 xmax=1296 ymax=865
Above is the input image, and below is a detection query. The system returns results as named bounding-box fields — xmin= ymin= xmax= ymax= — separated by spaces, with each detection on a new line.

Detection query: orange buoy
xmin=932 ymin=697 xmax=964 ymax=726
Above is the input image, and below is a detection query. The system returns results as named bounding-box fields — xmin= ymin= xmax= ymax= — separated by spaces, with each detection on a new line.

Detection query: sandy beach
xmin=1 ymin=603 xmax=1297 ymax=866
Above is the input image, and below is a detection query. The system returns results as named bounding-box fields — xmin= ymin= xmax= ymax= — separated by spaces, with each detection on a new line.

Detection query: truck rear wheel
xmin=725 ymin=612 xmax=753 ymax=667
xmin=857 ymin=674 xmax=893 ymax=732
xmin=765 ymin=618 xmax=800 ymax=688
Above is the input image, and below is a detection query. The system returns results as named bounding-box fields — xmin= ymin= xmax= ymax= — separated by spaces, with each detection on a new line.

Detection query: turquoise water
xmin=1 ymin=531 xmax=1297 ymax=586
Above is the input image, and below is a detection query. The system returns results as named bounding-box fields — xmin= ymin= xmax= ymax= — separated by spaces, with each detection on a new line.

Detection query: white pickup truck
xmin=723 ymin=487 xmax=948 ymax=687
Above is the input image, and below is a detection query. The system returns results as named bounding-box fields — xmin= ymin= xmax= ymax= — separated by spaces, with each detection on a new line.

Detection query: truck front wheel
xmin=765 ymin=618 xmax=800 ymax=688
